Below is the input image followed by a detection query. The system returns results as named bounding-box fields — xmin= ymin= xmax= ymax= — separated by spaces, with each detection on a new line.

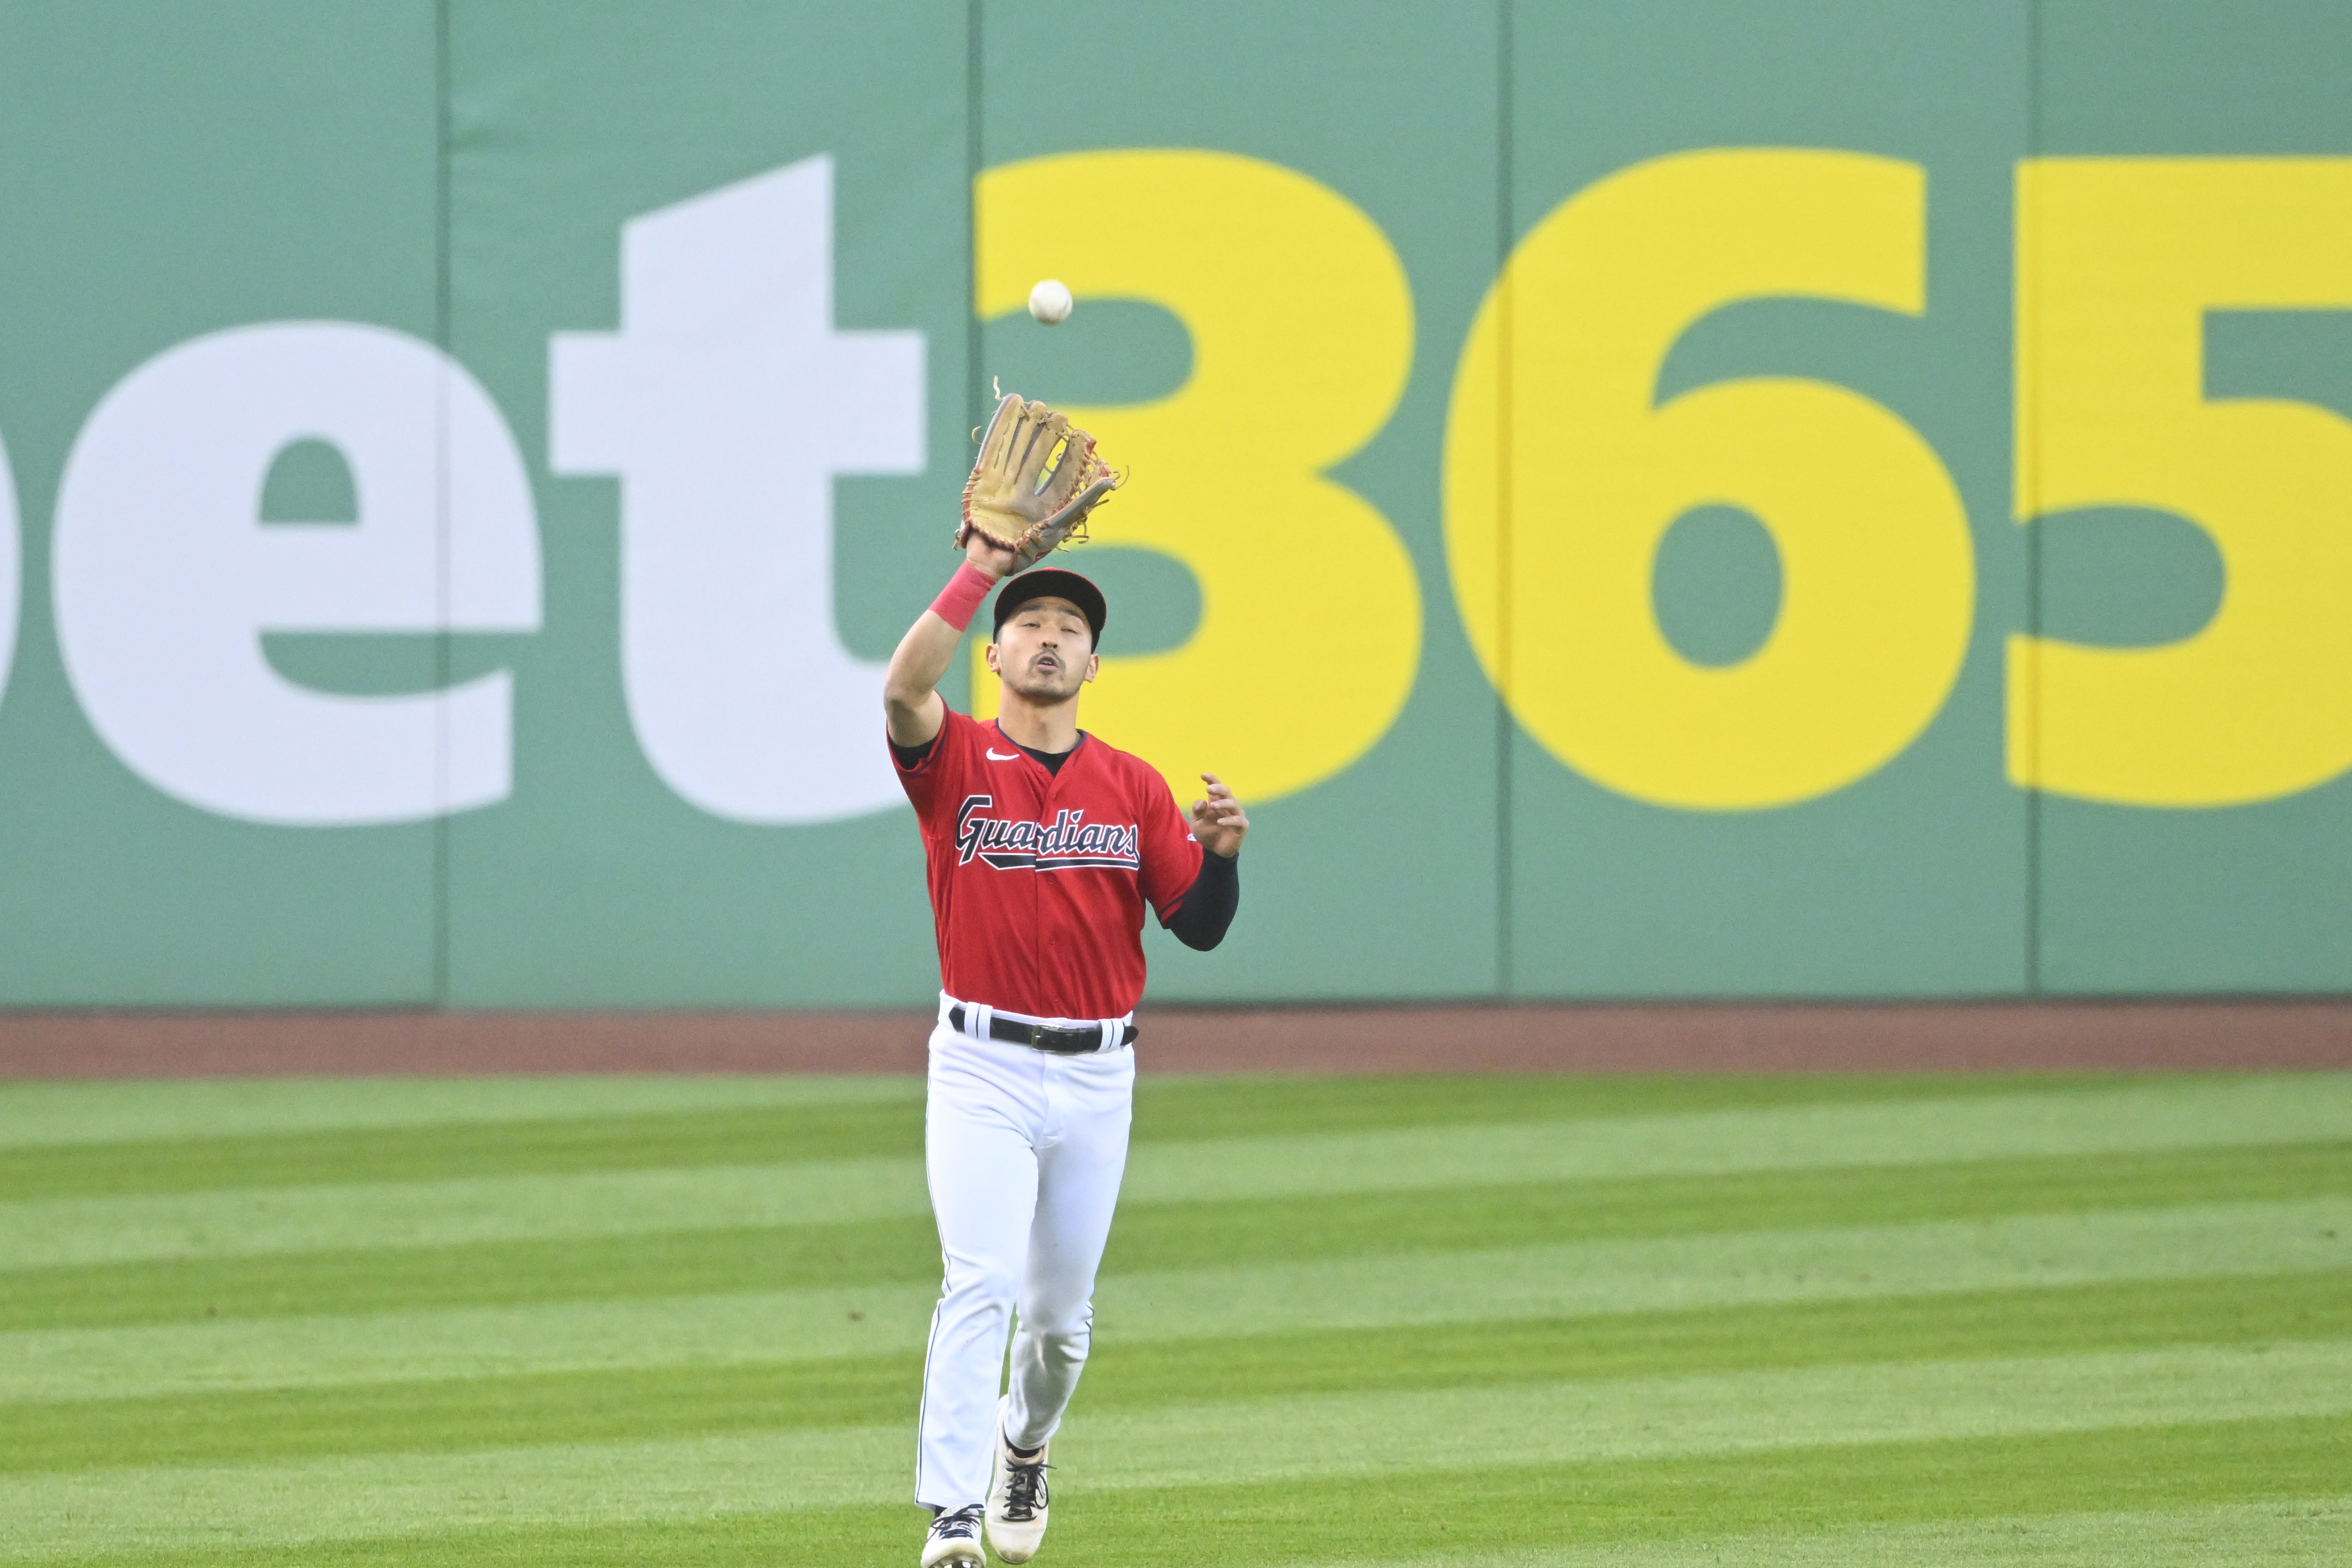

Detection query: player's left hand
xmin=1188 ymin=773 xmax=1249 ymax=858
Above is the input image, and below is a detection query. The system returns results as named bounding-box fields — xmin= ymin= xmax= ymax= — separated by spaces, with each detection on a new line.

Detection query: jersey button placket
xmin=1009 ymin=747 xmax=1047 ymax=1006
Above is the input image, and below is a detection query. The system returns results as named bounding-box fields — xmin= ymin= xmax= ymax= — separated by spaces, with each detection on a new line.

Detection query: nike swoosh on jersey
xmin=987 ymin=749 xmax=1024 ymax=761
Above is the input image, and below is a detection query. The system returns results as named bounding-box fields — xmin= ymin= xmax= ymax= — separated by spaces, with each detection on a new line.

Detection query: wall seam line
xmin=433 ymin=0 xmax=454 ymax=1012
xmin=1495 ymin=0 xmax=1515 ymax=1001
xmin=967 ymin=0 xmax=984 ymax=497
xmin=2022 ymin=0 xmax=2043 ymax=1000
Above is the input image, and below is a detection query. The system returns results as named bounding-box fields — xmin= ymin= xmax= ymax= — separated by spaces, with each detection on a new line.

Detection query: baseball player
xmin=883 ymin=395 xmax=1246 ymax=1567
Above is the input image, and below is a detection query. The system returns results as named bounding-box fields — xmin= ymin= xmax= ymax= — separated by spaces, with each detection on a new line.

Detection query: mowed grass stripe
xmin=10 ymin=1077 xmax=2345 ymax=1271
xmin=13 ymin=1138 xmax=2349 ymax=1332
xmin=1060 ymin=1341 xmax=2352 ymax=1488
xmin=1125 ymin=1078 xmax=2352 ymax=1207
xmin=0 ymin=1102 xmax=927 ymax=1201
xmin=3 ymin=1343 xmax=2346 ymax=1558
xmin=0 ymin=1086 xmax=2070 ymax=1194
xmin=1130 ymin=1071 xmax=2139 ymax=1142
xmin=0 ymin=1158 xmax=928 ymax=1273
xmin=1021 ymin=1421 xmax=2352 ymax=1568
xmin=0 ymin=1070 xmax=2127 ymax=1156
xmin=8 ymin=1200 xmax=2343 ymax=1404
xmin=0 ymin=1076 xmax=921 ymax=1151
xmin=1329 ymin=1499 xmax=2352 ymax=1568
xmin=1113 ymin=1198 xmax=2348 ymax=1344
xmin=11 ymin=1270 xmax=2343 ymax=1475
xmin=27 ymin=1420 xmax=2347 ymax=1568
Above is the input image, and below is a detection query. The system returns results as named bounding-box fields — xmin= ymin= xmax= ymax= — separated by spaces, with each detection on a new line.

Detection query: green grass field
xmin=3 ymin=1071 xmax=2348 ymax=1567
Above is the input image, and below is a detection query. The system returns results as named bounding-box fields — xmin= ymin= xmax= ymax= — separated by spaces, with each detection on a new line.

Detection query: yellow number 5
xmin=974 ymin=150 xmax=1421 ymax=802
xmin=2014 ymin=158 xmax=2352 ymax=805
xmin=1447 ymin=150 xmax=1975 ymax=809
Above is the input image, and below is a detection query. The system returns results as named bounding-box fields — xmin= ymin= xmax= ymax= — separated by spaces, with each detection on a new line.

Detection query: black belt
xmin=949 ymin=1005 xmax=1137 ymax=1054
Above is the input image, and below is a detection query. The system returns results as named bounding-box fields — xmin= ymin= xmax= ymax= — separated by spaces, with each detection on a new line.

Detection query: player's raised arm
xmin=884 ymin=533 xmax=1015 ymax=746
xmin=892 ymin=391 xmax=1122 ymax=748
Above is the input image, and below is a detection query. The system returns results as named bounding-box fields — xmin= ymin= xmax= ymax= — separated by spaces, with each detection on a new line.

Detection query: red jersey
xmin=894 ymin=709 xmax=1204 ymax=1020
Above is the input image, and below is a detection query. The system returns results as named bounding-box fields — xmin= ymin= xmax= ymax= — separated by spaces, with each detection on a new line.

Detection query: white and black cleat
xmin=921 ymin=1503 xmax=988 ymax=1568
xmin=986 ymin=1396 xmax=1051 ymax=1564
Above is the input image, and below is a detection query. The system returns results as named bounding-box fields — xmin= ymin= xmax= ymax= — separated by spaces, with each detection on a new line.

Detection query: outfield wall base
xmin=1 ymin=1001 xmax=2348 ymax=1075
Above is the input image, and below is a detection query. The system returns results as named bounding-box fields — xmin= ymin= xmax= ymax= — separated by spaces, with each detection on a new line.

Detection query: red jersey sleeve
xmin=1135 ymin=768 xmax=1206 ymax=922
xmin=892 ymin=707 xmax=977 ymax=818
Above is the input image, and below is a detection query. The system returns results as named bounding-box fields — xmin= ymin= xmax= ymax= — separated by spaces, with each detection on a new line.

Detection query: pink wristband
xmin=930 ymin=561 xmax=997 ymax=632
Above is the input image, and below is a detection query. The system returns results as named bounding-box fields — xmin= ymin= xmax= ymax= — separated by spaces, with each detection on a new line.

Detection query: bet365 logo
xmin=10 ymin=150 xmax=2352 ymax=828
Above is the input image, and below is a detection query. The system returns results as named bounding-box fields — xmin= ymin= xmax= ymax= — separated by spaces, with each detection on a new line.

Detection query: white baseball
xmin=1028 ymin=278 xmax=1073 ymax=325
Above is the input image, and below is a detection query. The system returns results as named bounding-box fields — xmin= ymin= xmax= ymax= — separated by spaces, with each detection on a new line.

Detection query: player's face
xmin=988 ymin=597 xmax=1098 ymax=702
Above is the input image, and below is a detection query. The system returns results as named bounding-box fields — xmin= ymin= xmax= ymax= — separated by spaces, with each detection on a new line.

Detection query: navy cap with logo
xmin=991 ymin=567 xmax=1107 ymax=647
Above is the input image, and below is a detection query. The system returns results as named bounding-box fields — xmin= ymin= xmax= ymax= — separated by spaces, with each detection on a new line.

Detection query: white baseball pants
xmin=915 ymin=1004 xmax=1136 ymax=1510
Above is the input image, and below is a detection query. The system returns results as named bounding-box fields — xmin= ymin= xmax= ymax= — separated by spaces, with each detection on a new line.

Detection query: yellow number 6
xmin=1447 ymin=150 xmax=1975 ymax=809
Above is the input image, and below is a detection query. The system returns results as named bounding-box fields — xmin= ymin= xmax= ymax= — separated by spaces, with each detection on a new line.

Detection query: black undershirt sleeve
xmin=889 ymin=734 xmax=939 ymax=770
xmin=1162 ymin=849 xmax=1239 ymax=951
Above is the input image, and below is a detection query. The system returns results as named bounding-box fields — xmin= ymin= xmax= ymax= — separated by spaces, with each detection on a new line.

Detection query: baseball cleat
xmin=985 ymin=1396 xmax=1051 ymax=1563
xmin=921 ymin=1503 xmax=988 ymax=1568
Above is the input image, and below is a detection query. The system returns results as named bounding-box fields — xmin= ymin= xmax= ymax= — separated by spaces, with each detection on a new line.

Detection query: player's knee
xmin=1037 ymin=1328 xmax=1091 ymax=1371
xmin=1022 ymin=1299 xmax=1096 ymax=1350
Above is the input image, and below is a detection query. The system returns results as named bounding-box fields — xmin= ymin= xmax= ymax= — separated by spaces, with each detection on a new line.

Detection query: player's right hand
xmin=964 ymin=530 xmax=1016 ymax=581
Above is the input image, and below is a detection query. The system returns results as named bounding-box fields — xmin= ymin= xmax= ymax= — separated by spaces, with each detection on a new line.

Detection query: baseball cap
xmin=992 ymin=567 xmax=1107 ymax=646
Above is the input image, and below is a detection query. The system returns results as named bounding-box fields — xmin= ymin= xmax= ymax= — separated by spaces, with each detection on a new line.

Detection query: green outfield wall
xmin=0 ymin=0 xmax=2348 ymax=1007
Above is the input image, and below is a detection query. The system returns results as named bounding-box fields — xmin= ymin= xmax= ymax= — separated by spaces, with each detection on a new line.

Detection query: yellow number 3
xmin=975 ymin=150 xmax=1422 ymax=803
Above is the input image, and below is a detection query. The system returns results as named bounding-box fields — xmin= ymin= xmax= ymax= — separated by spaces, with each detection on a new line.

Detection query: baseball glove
xmin=958 ymin=390 xmax=1120 ymax=569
